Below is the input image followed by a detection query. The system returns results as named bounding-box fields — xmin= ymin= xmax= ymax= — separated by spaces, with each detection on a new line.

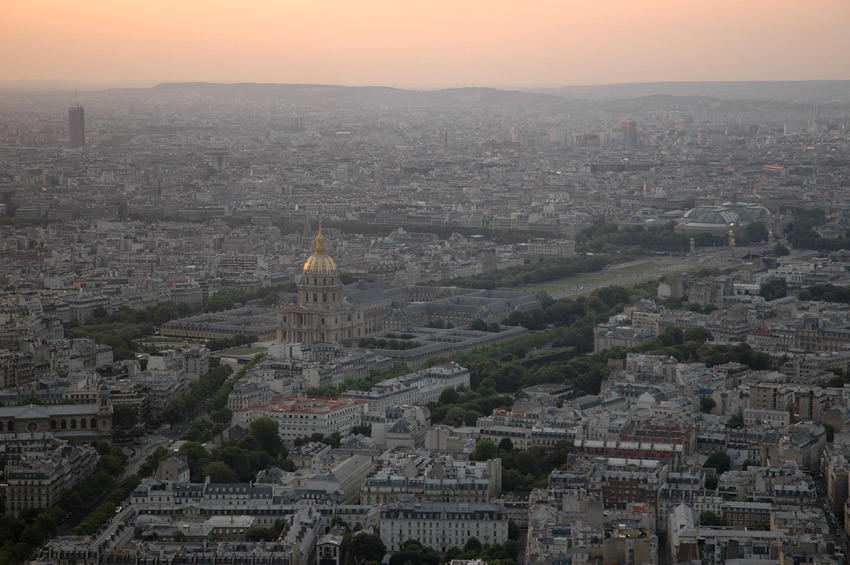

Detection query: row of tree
xmin=453 ymin=254 xmax=616 ymax=289
xmin=779 ymin=207 xmax=850 ymax=250
xmin=202 ymin=283 xmax=296 ymax=312
xmin=356 ymin=337 xmax=422 ymax=350
xmin=579 ymin=220 xmax=737 ymax=254
xmin=162 ymin=362 xmax=233 ymax=425
xmin=295 ymin=219 xmax=556 ymax=246
xmin=206 ymin=333 xmax=258 ymax=352
xmin=798 ymin=283 xmax=850 ymax=304
xmin=207 ymin=354 xmax=265 ymax=413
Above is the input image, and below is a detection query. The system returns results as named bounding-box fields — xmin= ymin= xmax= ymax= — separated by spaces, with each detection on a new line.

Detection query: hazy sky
xmin=5 ymin=0 xmax=850 ymax=89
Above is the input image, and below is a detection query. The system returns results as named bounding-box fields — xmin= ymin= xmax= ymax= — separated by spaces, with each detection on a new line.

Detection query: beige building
xmin=278 ymin=225 xmax=364 ymax=345
xmin=380 ymin=502 xmax=509 ymax=553
xmin=5 ymin=441 xmax=99 ymax=517
xmin=277 ymin=226 xmax=542 ymax=347
xmin=233 ymin=395 xmax=367 ymax=446
xmin=0 ymin=385 xmax=112 ymax=441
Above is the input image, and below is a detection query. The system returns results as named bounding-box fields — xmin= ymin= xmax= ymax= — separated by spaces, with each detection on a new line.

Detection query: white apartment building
xmin=234 ymin=395 xmax=367 ymax=446
xmin=340 ymin=362 xmax=470 ymax=411
xmin=5 ymin=443 xmax=99 ymax=517
xmin=380 ymin=502 xmax=509 ymax=553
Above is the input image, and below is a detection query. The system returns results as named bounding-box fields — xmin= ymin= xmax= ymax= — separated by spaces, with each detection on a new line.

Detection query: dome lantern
xmin=303 ymin=222 xmax=338 ymax=275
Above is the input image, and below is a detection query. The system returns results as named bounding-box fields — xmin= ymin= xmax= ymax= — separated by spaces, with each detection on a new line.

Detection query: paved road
xmin=57 ymin=430 xmax=176 ymax=535
xmin=815 ymin=476 xmax=849 ymax=563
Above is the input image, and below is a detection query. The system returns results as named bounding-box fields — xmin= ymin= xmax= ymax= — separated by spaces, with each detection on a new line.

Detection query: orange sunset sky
xmin=4 ymin=0 xmax=850 ymax=89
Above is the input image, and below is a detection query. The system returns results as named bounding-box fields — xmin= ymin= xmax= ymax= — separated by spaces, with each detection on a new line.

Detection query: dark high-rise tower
xmin=69 ymin=105 xmax=85 ymax=148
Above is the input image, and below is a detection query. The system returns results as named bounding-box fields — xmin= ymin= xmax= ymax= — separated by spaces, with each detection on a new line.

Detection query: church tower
xmin=278 ymin=224 xmax=360 ymax=344
xmin=299 ymin=223 xmax=343 ymax=311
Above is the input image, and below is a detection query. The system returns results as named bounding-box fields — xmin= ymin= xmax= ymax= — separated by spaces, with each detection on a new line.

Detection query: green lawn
xmin=611 ymin=261 xmax=666 ymax=274
xmin=518 ymin=272 xmax=616 ymax=292
xmin=515 ymin=262 xmax=701 ymax=294
xmin=517 ymin=261 xmax=668 ymax=292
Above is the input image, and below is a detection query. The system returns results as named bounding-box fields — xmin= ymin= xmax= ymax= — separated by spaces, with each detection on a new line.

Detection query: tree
xmin=759 ymin=279 xmax=787 ymax=301
xmin=463 ymin=537 xmax=483 ymax=554
xmin=112 ymin=405 xmax=138 ymax=430
xmin=503 ymin=539 xmax=518 ymax=560
xmin=773 ymin=242 xmax=790 ymax=257
xmin=508 ymin=519 xmax=520 ymax=540
xmin=250 ymin=417 xmax=283 ymax=457
xmin=683 ymin=326 xmax=714 ymax=344
xmin=700 ymin=511 xmax=727 ymax=527
xmin=699 ymin=396 xmax=717 ymax=414
xmin=444 ymin=406 xmax=467 ymax=426
xmin=179 ymin=442 xmax=210 ymax=474
xmin=464 ymin=410 xmax=483 ymax=426
xmin=438 ymin=387 xmax=459 ymax=405
xmin=744 ymin=222 xmax=769 ymax=244
xmin=202 ymin=461 xmax=238 ymax=483
xmin=663 ymin=326 xmax=684 ymax=345
xmin=498 ymin=438 xmax=514 ymax=452
xmin=215 ymin=446 xmax=252 ymax=482
xmin=152 ymin=303 xmax=179 ymax=326
xmin=401 ymin=539 xmax=423 ymax=552
xmin=162 ymin=401 xmax=185 ymax=425
xmin=471 ymin=440 xmax=499 ymax=462
xmin=726 ymin=411 xmax=745 ymax=429
xmin=244 ymin=527 xmax=276 ymax=541
xmin=703 ymin=451 xmax=731 ymax=474
xmin=825 ymin=423 xmax=835 ymax=442
xmin=350 ymin=532 xmax=387 ymax=564
xmin=515 ymin=450 xmax=539 ymax=475
xmin=322 ymin=431 xmax=342 ymax=449
xmin=211 ymin=407 xmax=233 ymax=424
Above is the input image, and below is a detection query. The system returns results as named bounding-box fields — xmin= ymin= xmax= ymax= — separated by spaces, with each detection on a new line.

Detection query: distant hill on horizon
xmin=532 ymin=80 xmax=850 ymax=102
xmin=2 ymin=79 xmax=849 ymax=103
xmin=0 ymin=79 xmax=159 ymax=91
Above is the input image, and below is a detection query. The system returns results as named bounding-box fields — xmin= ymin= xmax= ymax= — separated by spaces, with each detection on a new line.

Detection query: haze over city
xmin=6 ymin=1 xmax=850 ymax=565
xmin=4 ymin=0 xmax=850 ymax=89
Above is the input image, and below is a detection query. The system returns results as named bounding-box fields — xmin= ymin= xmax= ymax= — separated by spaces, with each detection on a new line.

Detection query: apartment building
xmin=233 ymin=395 xmax=367 ymax=446
xmin=380 ymin=502 xmax=509 ymax=552
xmin=5 ymin=442 xmax=99 ymax=517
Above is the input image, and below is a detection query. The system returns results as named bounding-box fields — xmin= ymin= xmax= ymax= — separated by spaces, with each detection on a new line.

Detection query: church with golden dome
xmin=277 ymin=224 xmax=365 ymax=344
xmin=277 ymin=225 xmax=543 ymax=348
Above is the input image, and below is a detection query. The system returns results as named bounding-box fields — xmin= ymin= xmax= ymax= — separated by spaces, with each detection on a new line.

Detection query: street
xmin=814 ymin=476 xmax=848 ymax=563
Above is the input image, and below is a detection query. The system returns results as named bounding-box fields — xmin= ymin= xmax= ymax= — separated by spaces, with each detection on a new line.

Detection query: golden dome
xmin=303 ymin=223 xmax=338 ymax=275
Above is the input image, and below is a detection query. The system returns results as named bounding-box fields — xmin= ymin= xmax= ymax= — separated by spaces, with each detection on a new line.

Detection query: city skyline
xmin=4 ymin=0 xmax=850 ymax=89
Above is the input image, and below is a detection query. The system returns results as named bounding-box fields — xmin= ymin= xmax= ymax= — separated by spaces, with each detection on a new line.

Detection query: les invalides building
xmin=277 ymin=225 xmax=365 ymax=344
